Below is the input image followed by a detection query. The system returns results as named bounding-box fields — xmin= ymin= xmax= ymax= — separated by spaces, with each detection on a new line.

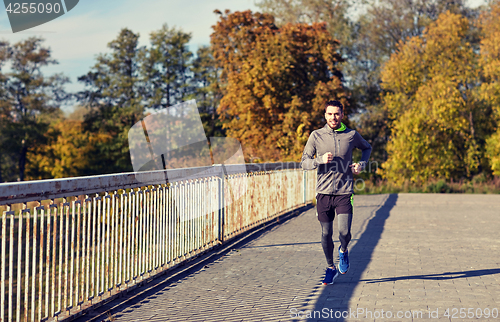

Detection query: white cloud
xmin=466 ymin=0 xmax=486 ymax=8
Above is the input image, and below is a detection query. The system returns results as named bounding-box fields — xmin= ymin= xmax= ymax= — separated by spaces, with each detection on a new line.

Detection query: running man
xmin=300 ymin=100 xmax=372 ymax=285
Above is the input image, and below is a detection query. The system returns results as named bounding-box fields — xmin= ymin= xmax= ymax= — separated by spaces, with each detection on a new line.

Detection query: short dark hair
xmin=324 ymin=100 xmax=344 ymax=114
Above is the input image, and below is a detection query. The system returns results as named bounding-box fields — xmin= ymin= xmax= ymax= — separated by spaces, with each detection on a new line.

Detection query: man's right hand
xmin=322 ymin=152 xmax=333 ymax=163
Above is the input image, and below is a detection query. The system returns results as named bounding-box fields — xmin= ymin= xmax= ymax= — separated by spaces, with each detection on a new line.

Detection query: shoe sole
xmin=322 ymin=271 xmax=339 ymax=285
xmin=339 ymin=263 xmax=349 ymax=274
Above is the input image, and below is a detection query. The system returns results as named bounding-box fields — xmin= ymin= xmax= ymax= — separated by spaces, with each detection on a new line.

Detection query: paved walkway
xmin=98 ymin=194 xmax=500 ymax=322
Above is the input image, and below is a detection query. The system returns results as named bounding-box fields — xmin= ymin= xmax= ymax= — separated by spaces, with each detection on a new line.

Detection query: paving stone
xmin=101 ymin=194 xmax=500 ymax=322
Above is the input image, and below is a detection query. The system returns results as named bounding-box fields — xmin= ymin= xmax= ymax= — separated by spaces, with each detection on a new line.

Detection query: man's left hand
xmin=349 ymin=163 xmax=362 ymax=175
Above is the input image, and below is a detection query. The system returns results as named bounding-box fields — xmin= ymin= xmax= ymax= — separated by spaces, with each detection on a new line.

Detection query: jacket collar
xmin=324 ymin=122 xmax=347 ymax=133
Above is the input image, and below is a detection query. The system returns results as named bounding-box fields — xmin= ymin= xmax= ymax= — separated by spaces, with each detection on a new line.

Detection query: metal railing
xmin=0 ymin=162 xmax=316 ymax=322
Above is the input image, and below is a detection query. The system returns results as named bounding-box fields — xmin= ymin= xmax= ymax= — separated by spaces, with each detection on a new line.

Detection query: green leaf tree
xmin=0 ymin=37 xmax=68 ymax=181
xmin=0 ymin=40 xmax=12 ymax=183
xmin=141 ymin=24 xmax=193 ymax=110
xmin=190 ymin=45 xmax=224 ymax=138
xmin=78 ymin=28 xmax=144 ymax=174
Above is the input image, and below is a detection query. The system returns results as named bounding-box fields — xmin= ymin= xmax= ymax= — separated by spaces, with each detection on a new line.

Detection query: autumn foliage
xmin=380 ymin=11 xmax=494 ymax=184
xmin=26 ymin=120 xmax=111 ymax=179
xmin=480 ymin=2 xmax=500 ymax=176
xmin=5 ymin=3 xmax=500 ymax=186
xmin=211 ymin=10 xmax=348 ymax=162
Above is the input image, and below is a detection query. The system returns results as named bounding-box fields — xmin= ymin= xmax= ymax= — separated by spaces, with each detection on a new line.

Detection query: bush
xmin=352 ymin=174 xmax=500 ymax=194
xmin=425 ymin=180 xmax=451 ymax=193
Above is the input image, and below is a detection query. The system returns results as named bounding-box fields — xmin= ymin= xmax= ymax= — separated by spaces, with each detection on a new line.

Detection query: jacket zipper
xmin=333 ymin=131 xmax=336 ymax=194
xmin=333 ymin=131 xmax=337 ymax=156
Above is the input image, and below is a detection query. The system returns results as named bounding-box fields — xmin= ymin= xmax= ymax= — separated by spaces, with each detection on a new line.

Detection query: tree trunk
xmin=469 ymin=110 xmax=475 ymax=141
xmin=18 ymin=139 xmax=27 ymax=181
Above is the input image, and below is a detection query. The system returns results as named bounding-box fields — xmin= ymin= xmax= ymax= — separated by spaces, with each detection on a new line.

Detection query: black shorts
xmin=316 ymin=193 xmax=353 ymax=222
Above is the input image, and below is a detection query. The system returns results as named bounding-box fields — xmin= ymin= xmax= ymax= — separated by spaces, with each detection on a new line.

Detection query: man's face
xmin=325 ymin=105 xmax=344 ymax=129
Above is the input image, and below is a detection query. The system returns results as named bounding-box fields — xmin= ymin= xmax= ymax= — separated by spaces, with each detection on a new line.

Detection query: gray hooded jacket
xmin=300 ymin=123 xmax=372 ymax=195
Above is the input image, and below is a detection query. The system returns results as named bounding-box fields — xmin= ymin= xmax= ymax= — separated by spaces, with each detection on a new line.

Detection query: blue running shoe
xmin=338 ymin=246 xmax=349 ymax=274
xmin=322 ymin=267 xmax=339 ymax=285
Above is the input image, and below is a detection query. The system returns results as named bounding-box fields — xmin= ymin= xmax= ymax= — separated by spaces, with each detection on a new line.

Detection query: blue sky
xmin=0 ymin=0 xmax=259 ymax=112
xmin=0 ymin=0 xmax=486 ymax=113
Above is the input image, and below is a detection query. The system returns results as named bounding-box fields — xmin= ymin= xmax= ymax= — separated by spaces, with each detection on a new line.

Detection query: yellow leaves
xmin=479 ymin=2 xmax=500 ymax=45
xmin=382 ymin=36 xmax=425 ymax=97
xmin=26 ymin=119 xmax=111 ymax=180
xmin=486 ymin=129 xmax=500 ymax=176
xmin=382 ymin=12 xmax=475 ymax=111
xmin=478 ymin=2 xmax=500 ymax=119
xmin=425 ymin=11 xmax=469 ymax=44
xmin=380 ymin=11 xmax=484 ymax=184
xmin=474 ymin=1 xmax=500 ymax=174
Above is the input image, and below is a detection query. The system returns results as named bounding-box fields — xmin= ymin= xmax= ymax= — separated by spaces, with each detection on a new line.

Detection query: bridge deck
xmin=80 ymin=194 xmax=500 ymax=322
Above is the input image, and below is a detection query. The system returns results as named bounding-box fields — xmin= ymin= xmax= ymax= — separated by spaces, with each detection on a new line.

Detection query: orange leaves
xmin=211 ymin=10 xmax=346 ymax=162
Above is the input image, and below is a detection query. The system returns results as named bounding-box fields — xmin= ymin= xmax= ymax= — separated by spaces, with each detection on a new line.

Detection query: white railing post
xmin=217 ymin=165 xmax=225 ymax=243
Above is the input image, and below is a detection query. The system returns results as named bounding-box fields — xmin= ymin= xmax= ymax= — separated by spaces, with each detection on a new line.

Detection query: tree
xmin=352 ymin=1 xmax=480 ymax=178
xmin=0 ymin=40 xmax=12 ymax=183
xmin=255 ymin=0 xmax=355 ymax=57
xmin=191 ymin=45 xmax=224 ymax=138
xmin=141 ymin=24 xmax=193 ymax=110
xmin=350 ymin=0 xmax=473 ymax=108
xmin=256 ymin=0 xmax=477 ymax=170
xmin=479 ymin=1 xmax=500 ymax=176
xmin=0 ymin=37 xmax=68 ymax=181
xmin=26 ymin=119 xmax=110 ymax=179
xmin=79 ymin=29 xmax=143 ymax=110
xmin=380 ymin=11 xmax=493 ymax=184
xmin=211 ymin=10 xmax=348 ymax=162
xmin=78 ymin=28 xmax=144 ymax=174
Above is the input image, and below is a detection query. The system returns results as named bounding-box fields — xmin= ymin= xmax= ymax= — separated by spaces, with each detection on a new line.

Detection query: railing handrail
xmin=0 ymin=162 xmax=302 ymax=205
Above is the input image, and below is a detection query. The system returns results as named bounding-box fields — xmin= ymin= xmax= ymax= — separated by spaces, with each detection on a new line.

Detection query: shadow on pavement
xmin=306 ymin=193 xmax=399 ymax=322
xmin=72 ymin=204 xmax=313 ymax=322
xmin=244 ymin=239 xmax=359 ymax=248
xmin=361 ymin=268 xmax=500 ymax=283
xmin=244 ymin=242 xmax=321 ymax=248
